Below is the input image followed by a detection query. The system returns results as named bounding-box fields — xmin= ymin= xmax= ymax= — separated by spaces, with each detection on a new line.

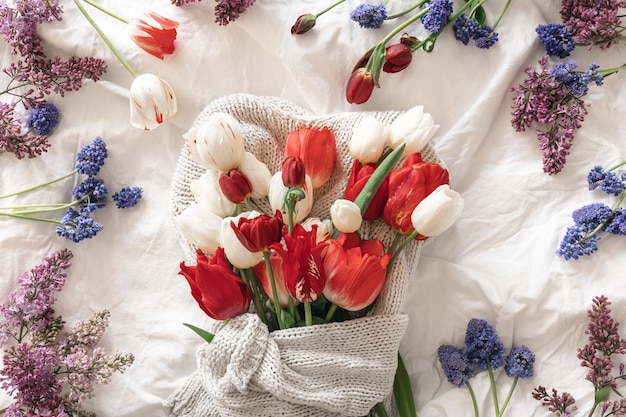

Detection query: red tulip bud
xmin=383 ymin=43 xmax=413 ymax=73
xmin=281 ymin=155 xmax=306 ymax=187
xmin=291 ymin=13 xmax=317 ymax=34
xmin=346 ymin=68 xmax=375 ymax=104
xmin=219 ymin=169 xmax=253 ymax=204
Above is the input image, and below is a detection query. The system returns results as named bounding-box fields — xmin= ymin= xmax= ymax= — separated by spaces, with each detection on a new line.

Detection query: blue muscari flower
xmin=504 ymin=346 xmax=535 ymax=378
xmin=588 ymin=165 xmax=606 ymax=190
xmin=604 ymin=208 xmax=626 ymax=235
xmin=600 ymin=172 xmax=626 ymax=196
xmin=474 ymin=25 xmax=498 ymax=49
xmin=571 ymin=202 xmax=613 ymax=230
xmin=75 ymin=137 xmax=108 ymax=177
xmin=421 ymin=0 xmax=453 ymax=33
xmin=56 ymin=208 xmax=104 ymax=242
xmin=550 ymin=60 xmax=604 ymax=97
xmin=112 ymin=187 xmax=143 ymax=209
xmin=556 ymin=224 xmax=599 ymax=259
xmin=452 ymin=14 xmax=498 ymax=49
xmin=26 ymin=103 xmax=60 ymax=136
xmin=464 ymin=318 xmax=505 ymax=369
xmin=349 ymin=3 xmax=387 ymax=29
xmin=536 ymin=23 xmax=576 ymax=59
xmin=72 ymin=178 xmax=108 ymax=209
xmin=437 ymin=344 xmax=476 ymax=387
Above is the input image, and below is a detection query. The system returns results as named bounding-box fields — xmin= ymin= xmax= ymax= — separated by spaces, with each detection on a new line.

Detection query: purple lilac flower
xmin=75 ymin=137 xmax=108 ymax=177
xmin=510 ymin=57 xmax=590 ymax=175
xmin=464 ymin=318 xmax=505 ymax=369
xmin=172 ymin=0 xmax=200 ymax=5
xmin=1 ymin=102 xmax=51 ymax=159
xmin=504 ymin=346 xmax=535 ymax=378
xmin=56 ymin=208 xmax=104 ymax=242
xmin=25 ymin=103 xmax=60 ymax=136
xmin=532 ymin=386 xmax=577 ymax=415
xmin=561 ymin=0 xmax=626 ymax=49
xmin=350 ymin=3 xmax=387 ymax=29
xmin=453 ymin=14 xmax=499 ymax=49
xmin=437 ymin=344 xmax=476 ymax=387
xmin=421 ymin=0 xmax=453 ymax=33
xmin=214 ymin=0 xmax=256 ymax=26
xmin=550 ymin=60 xmax=604 ymax=97
xmin=112 ymin=187 xmax=143 ymax=209
xmin=536 ymin=23 xmax=576 ymax=58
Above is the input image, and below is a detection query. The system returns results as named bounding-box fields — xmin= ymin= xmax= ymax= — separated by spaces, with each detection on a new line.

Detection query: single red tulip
xmin=383 ymin=43 xmax=413 ymax=73
xmin=346 ymin=68 xmax=375 ymax=104
xmin=179 ymin=248 xmax=251 ymax=321
xmin=127 ymin=11 xmax=179 ymax=59
xmin=253 ymin=252 xmax=298 ymax=308
xmin=281 ymin=155 xmax=306 ymax=188
xmin=383 ymin=153 xmax=449 ymax=235
xmin=285 ymin=127 xmax=337 ymax=189
xmin=343 ymin=159 xmax=390 ymax=221
xmin=231 ymin=211 xmax=283 ymax=253
xmin=291 ymin=13 xmax=317 ymax=34
xmin=219 ymin=168 xmax=253 ymax=204
xmin=323 ymin=233 xmax=390 ymax=311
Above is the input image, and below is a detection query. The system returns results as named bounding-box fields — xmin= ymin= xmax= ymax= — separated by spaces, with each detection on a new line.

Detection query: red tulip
xmin=343 ymin=159 xmax=390 ymax=221
xmin=291 ymin=13 xmax=317 ymax=34
xmin=285 ymin=127 xmax=337 ymax=189
xmin=323 ymin=233 xmax=390 ymax=311
xmin=270 ymin=223 xmax=326 ymax=303
xmin=219 ymin=168 xmax=253 ymax=204
xmin=383 ymin=153 xmax=449 ymax=235
xmin=346 ymin=68 xmax=375 ymax=104
xmin=383 ymin=43 xmax=412 ymax=73
xmin=231 ymin=211 xmax=283 ymax=253
xmin=127 ymin=11 xmax=179 ymax=59
xmin=253 ymin=252 xmax=297 ymax=308
xmin=179 ymin=248 xmax=251 ymax=321
xmin=281 ymin=155 xmax=306 ymax=188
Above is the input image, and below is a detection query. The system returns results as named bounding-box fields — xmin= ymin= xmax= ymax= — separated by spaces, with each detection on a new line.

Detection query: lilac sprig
xmin=171 ymin=0 xmax=256 ymax=26
xmin=0 ymin=136 xmax=143 ymax=243
xmin=556 ymin=161 xmax=626 ymax=260
xmin=533 ymin=295 xmax=626 ymax=416
xmin=437 ymin=318 xmax=535 ymax=417
xmin=0 ymin=249 xmax=134 ymax=416
xmin=560 ymin=0 xmax=626 ymax=49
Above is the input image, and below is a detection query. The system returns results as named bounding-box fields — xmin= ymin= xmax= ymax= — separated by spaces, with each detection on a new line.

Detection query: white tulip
xmin=190 ymin=170 xmax=236 ymax=218
xmin=387 ymin=105 xmax=439 ymax=156
xmin=176 ymin=203 xmax=222 ymax=254
xmin=129 ymin=73 xmax=177 ymax=130
xmin=195 ymin=112 xmax=245 ymax=172
xmin=410 ymin=184 xmax=464 ymax=237
xmin=330 ymin=199 xmax=363 ymax=233
xmin=349 ymin=116 xmax=388 ymax=163
xmin=239 ymin=151 xmax=272 ymax=199
xmin=268 ymin=172 xmax=314 ymax=224
xmin=301 ymin=217 xmax=333 ymax=243
xmin=220 ymin=211 xmax=264 ymax=269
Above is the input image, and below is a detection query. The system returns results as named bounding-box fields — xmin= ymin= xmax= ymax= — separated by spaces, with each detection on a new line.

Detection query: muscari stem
xmin=496 ymin=377 xmax=518 ymax=417
xmin=492 ymin=0 xmax=512 ymax=29
xmin=262 ymin=250 xmax=286 ymax=330
xmin=386 ymin=0 xmax=429 ymax=20
xmin=0 ymin=170 xmax=76 ymax=200
xmin=466 ymin=382 xmax=480 ymax=417
xmin=82 ymin=0 xmax=129 ymax=24
xmin=487 ymin=359 xmax=500 ymax=416
xmin=73 ymin=0 xmax=138 ymax=78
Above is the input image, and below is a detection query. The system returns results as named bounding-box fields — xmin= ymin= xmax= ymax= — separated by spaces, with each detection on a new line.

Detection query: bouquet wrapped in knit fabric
xmin=166 ymin=94 xmax=463 ymax=417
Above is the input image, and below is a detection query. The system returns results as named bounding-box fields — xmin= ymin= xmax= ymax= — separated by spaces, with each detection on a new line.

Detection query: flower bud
xmin=219 ymin=169 xmax=253 ymax=204
xmin=330 ymin=199 xmax=363 ymax=233
xmin=291 ymin=13 xmax=317 ymax=34
xmin=129 ymin=73 xmax=177 ymax=130
xmin=346 ymin=68 xmax=375 ymax=105
xmin=349 ymin=116 xmax=388 ymax=163
xmin=410 ymin=184 xmax=464 ymax=237
xmin=387 ymin=105 xmax=439 ymax=156
xmin=281 ymin=155 xmax=306 ymax=187
xmin=383 ymin=43 xmax=413 ymax=73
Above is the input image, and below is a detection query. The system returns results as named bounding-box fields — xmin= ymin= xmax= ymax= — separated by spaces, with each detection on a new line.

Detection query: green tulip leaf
xmin=394 ymin=353 xmax=417 ymax=417
xmin=183 ymin=322 xmax=214 ymax=344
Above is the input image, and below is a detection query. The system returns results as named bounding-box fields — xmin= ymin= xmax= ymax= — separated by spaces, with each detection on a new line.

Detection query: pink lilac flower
xmin=214 ymin=0 xmax=256 ymax=26
xmin=532 ymin=386 xmax=578 ymax=415
xmin=560 ymin=0 xmax=626 ymax=49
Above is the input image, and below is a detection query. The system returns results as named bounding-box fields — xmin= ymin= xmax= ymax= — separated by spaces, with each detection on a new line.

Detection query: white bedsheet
xmin=1 ymin=1 xmax=626 ymax=416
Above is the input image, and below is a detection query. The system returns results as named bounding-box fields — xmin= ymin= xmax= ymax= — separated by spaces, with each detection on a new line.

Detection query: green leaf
xmin=595 ymin=385 xmax=611 ymax=403
xmin=467 ymin=0 xmax=486 ymax=26
xmin=183 ymin=323 xmax=214 ymax=344
xmin=394 ymin=353 xmax=417 ymax=417
xmin=373 ymin=402 xmax=390 ymax=417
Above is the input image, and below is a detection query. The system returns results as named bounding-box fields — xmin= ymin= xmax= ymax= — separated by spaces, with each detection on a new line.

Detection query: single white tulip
xmin=268 ymin=172 xmax=314 ymax=224
xmin=387 ymin=105 xmax=439 ymax=156
xmin=129 ymin=74 xmax=178 ymax=130
xmin=410 ymin=184 xmax=464 ymax=237
xmin=176 ymin=203 xmax=222 ymax=254
xmin=190 ymin=170 xmax=236 ymax=218
xmin=195 ymin=112 xmax=245 ymax=172
xmin=330 ymin=199 xmax=363 ymax=233
xmin=239 ymin=151 xmax=272 ymax=199
xmin=349 ymin=116 xmax=388 ymax=163
xmin=220 ymin=211 xmax=264 ymax=269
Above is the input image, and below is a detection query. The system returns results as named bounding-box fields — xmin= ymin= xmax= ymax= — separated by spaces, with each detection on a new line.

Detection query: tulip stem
xmin=82 ymin=0 xmax=130 ymax=24
xmin=325 ymin=303 xmax=338 ymax=322
xmin=73 ymin=0 xmax=139 ymax=78
xmin=388 ymin=230 xmax=418 ymax=271
xmin=240 ymin=268 xmax=269 ymax=328
xmin=262 ymin=250 xmax=286 ymax=330
xmin=304 ymin=301 xmax=313 ymax=326
xmin=314 ymin=0 xmax=346 ymax=18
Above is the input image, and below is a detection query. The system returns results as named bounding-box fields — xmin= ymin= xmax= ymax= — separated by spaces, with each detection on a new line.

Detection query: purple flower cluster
xmin=350 ymin=3 xmax=387 ymax=29
xmin=532 ymin=386 xmax=577 ymax=416
xmin=536 ymin=23 xmax=576 ymax=58
xmin=510 ymin=57 xmax=591 ymax=175
xmin=560 ymin=0 xmax=626 ymax=49
xmin=437 ymin=345 xmax=476 ymax=387
xmin=556 ymin=163 xmax=626 ymax=260
xmin=0 ymin=0 xmax=107 ymax=160
xmin=550 ymin=60 xmax=603 ymax=97
xmin=421 ymin=0 xmax=453 ymax=33
xmin=453 ymin=14 xmax=498 ymax=49
xmin=214 ymin=0 xmax=256 ymax=26
xmin=25 ymin=103 xmax=60 ymax=136
xmin=0 ymin=250 xmax=134 ymax=416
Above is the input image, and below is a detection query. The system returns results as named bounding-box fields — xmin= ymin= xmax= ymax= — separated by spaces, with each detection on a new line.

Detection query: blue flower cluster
xmin=556 ymin=163 xmax=626 ymax=260
xmin=349 ymin=3 xmax=387 ymax=29
xmin=25 ymin=103 xmax=60 ymax=136
xmin=438 ymin=319 xmax=535 ymax=388
xmin=453 ymin=14 xmax=499 ymax=49
xmin=421 ymin=0 xmax=453 ymax=33
xmin=550 ymin=60 xmax=604 ymax=97
xmin=536 ymin=23 xmax=576 ymax=59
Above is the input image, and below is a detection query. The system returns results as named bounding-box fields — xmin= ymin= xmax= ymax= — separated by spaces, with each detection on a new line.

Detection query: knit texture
xmin=167 ymin=94 xmax=446 ymax=417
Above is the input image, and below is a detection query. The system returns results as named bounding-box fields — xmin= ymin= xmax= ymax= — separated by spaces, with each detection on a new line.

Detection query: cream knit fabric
xmin=167 ymin=94 xmax=445 ymax=417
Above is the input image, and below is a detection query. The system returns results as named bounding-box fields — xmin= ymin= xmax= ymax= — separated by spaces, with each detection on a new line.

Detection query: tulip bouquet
xmin=167 ymin=94 xmax=463 ymax=417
